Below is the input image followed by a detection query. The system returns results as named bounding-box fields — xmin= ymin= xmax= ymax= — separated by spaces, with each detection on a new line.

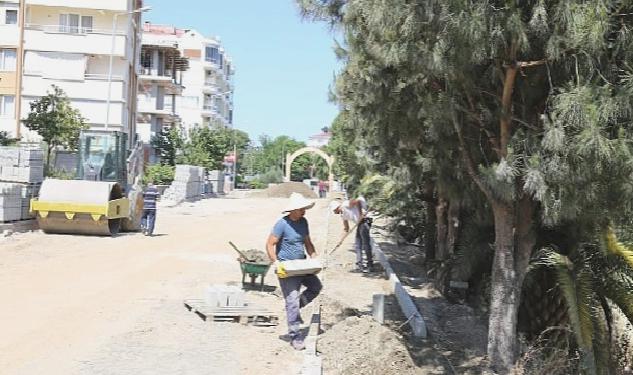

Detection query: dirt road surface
xmin=0 ymin=198 xmax=331 ymax=375
xmin=1 ymin=195 xmax=480 ymax=375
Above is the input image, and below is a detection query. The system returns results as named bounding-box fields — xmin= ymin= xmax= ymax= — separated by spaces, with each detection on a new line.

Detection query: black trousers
xmin=355 ymin=219 xmax=373 ymax=266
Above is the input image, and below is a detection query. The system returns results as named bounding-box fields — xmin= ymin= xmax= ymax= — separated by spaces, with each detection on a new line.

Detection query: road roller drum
xmin=30 ymin=179 xmax=130 ymax=236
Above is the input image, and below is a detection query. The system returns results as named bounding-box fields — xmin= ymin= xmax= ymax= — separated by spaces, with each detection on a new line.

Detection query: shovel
xmin=229 ymin=241 xmax=252 ymax=262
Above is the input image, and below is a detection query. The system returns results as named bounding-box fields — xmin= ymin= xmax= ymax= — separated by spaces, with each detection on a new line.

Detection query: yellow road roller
xmin=30 ymin=130 xmax=144 ymax=236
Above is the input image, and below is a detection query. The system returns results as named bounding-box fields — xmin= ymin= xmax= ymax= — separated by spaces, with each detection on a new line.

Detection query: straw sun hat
xmin=283 ymin=192 xmax=315 ymax=213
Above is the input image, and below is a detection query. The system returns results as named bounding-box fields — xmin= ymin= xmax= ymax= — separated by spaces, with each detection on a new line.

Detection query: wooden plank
xmin=371 ymin=238 xmax=427 ymax=338
xmin=184 ymin=299 xmax=279 ymax=326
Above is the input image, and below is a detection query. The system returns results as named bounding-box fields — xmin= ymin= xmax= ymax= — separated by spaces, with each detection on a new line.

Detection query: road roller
xmin=30 ymin=130 xmax=144 ymax=236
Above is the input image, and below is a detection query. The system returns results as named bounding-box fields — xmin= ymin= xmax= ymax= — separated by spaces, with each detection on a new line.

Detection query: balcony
xmin=24 ymin=24 xmax=127 ymax=57
xmin=202 ymin=84 xmax=219 ymax=94
xmin=138 ymin=68 xmax=182 ymax=95
xmin=201 ymin=104 xmax=219 ymax=116
xmin=203 ymin=58 xmax=222 ymax=71
xmin=25 ymin=0 xmax=129 ymax=11
xmin=21 ymin=74 xmax=124 ymax=102
xmin=0 ymin=25 xmax=19 ymax=46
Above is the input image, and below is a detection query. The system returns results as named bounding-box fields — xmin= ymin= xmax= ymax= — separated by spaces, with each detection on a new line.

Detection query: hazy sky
xmin=146 ymin=0 xmax=341 ymax=143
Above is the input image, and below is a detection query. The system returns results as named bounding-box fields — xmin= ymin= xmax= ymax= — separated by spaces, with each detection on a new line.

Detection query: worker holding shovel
xmin=266 ymin=193 xmax=322 ymax=351
xmin=331 ymin=195 xmax=374 ymax=272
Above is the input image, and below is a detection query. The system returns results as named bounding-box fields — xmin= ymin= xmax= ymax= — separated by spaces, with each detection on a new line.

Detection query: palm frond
xmin=605 ymin=227 xmax=633 ymax=269
xmin=602 ymin=273 xmax=633 ymax=327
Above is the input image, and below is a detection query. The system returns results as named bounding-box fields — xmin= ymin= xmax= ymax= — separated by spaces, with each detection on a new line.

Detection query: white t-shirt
xmin=340 ymin=196 xmax=368 ymax=224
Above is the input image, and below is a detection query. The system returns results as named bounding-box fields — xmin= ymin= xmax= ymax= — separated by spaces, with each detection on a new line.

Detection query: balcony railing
xmin=139 ymin=66 xmax=175 ymax=79
xmin=24 ymin=24 xmax=127 ymax=57
xmin=25 ymin=23 xmax=125 ymax=36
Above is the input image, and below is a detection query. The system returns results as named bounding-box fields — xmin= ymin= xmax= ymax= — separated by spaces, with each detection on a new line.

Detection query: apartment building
xmin=137 ymin=23 xmax=188 ymax=163
xmin=19 ymin=0 xmax=144 ymax=147
xmin=177 ymin=29 xmax=234 ymax=130
xmin=0 ymin=1 xmax=20 ymax=137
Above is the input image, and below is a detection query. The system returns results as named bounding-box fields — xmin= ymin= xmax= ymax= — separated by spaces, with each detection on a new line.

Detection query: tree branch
xmin=452 ymin=111 xmax=493 ymax=202
xmin=500 ymin=64 xmax=518 ymax=158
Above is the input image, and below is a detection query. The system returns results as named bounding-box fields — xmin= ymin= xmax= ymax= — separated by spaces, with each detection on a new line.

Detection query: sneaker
xmin=362 ymin=266 xmax=369 ymax=273
xmin=291 ymin=338 xmax=305 ymax=351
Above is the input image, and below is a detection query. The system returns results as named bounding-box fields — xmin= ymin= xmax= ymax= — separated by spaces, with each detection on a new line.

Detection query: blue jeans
xmin=278 ymin=274 xmax=322 ymax=338
xmin=141 ymin=209 xmax=156 ymax=234
xmin=355 ymin=220 xmax=373 ymax=267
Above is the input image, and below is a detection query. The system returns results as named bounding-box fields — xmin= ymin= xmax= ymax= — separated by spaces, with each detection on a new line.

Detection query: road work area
xmin=0 ymin=196 xmax=443 ymax=374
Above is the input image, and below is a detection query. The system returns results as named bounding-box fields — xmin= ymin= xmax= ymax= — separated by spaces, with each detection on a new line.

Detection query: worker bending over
xmin=332 ymin=195 xmax=374 ymax=272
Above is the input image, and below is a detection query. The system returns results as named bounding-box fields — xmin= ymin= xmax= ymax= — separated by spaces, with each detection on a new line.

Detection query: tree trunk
xmin=423 ymin=180 xmax=436 ymax=260
xmin=486 ymin=196 xmax=535 ymax=372
xmin=45 ymin=144 xmax=53 ymax=174
xmin=487 ymin=201 xmax=521 ymax=373
xmin=435 ymin=197 xmax=448 ymax=260
xmin=446 ymin=199 xmax=460 ymax=257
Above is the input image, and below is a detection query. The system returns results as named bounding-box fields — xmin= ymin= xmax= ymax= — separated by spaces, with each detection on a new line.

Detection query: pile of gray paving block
xmin=162 ymin=164 xmax=206 ymax=203
xmin=207 ymin=170 xmax=224 ymax=195
xmin=0 ymin=147 xmax=44 ymax=183
xmin=0 ymin=146 xmax=44 ymax=222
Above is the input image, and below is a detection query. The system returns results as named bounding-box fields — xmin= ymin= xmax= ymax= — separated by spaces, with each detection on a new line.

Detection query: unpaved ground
xmin=0 ymin=198 xmax=324 ymax=375
xmin=317 ymin=215 xmax=488 ymax=374
xmin=0 ymin=195 xmax=488 ymax=375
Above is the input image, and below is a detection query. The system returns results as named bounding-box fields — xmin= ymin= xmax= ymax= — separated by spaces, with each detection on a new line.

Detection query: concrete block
xmin=372 ymin=293 xmax=385 ymax=324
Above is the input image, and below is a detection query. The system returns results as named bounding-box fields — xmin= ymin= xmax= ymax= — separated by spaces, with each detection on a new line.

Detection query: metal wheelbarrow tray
xmin=239 ymin=261 xmax=271 ymax=289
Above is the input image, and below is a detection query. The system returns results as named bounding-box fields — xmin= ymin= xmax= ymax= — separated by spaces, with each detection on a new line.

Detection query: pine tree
xmin=299 ymin=0 xmax=633 ymax=372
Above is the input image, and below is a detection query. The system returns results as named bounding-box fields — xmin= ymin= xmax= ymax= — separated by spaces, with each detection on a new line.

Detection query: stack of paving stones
xmin=207 ymin=170 xmax=224 ymax=195
xmin=0 ymin=183 xmax=21 ymax=222
xmin=0 ymin=146 xmax=44 ymax=222
xmin=163 ymin=164 xmax=205 ymax=203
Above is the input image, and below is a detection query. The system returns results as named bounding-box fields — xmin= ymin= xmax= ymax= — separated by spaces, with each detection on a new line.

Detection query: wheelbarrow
xmin=229 ymin=241 xmax=272 ymax=290
xmin=239 ymin=261 xmax=271 ymax=290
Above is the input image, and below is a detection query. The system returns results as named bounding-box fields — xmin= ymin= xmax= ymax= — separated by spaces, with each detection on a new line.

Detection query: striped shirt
xmin=143 ymin=185 xmax=160 ymax=210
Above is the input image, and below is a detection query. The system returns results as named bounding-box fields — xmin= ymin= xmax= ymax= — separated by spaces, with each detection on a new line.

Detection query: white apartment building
xmin=176 ymin=29 xmax=234 ymax=130
xmin=20 ymin=0 xmax=143 ymax=146
xmin=137 ymin=23 xmax=188 ymax=163
xmin=0 ymin=0 xmax=20 ymax=137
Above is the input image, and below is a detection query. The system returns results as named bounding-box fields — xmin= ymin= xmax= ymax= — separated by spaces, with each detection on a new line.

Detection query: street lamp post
xmin=105 ymin=6 xmax=151 ymax=131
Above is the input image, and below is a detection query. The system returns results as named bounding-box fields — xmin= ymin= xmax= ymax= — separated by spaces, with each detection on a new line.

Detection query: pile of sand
xmin=253 ymin=182 xmax=318 ymax=199
xmin=318 ymin=315 xmax=421 ymax=375
xmin=240 ymin=249 xmax=269 ymax=264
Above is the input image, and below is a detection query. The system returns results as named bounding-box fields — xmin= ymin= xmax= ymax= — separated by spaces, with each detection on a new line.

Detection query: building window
xmin=205 ymin=46 xmax=220 ymax=65
xmin=140 ymin=50 xmax=152 ymax=71
xmin=59 ymin=14 xmax=91 ymax=33
xmin=81 ymin=16 xmax=93 ymax=33
xmin=0 ymin=95 xmax=15 ymax=117
xmin=5 ymin=9 xmax=17 ymax=25
xmin=0 ymin=49 xmax=16 ymax=71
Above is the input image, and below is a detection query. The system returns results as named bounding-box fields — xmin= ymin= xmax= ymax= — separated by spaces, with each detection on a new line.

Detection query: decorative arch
xmin=285 ymin=147 xmax=335 ymax=190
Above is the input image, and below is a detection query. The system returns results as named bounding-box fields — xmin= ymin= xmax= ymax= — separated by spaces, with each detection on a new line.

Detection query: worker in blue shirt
xmin=266 ymin=193 xmax=322 ymax=351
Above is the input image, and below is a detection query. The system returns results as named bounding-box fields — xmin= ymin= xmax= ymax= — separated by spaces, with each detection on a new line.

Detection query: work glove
xmin=274 ymin=260 xmax=288 ymax=279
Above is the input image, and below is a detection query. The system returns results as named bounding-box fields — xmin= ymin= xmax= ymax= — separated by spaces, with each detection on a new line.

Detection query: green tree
xmin=326 ymin=111 xmax=366 ymax=192
xmin=151 ymin=126 xmax=184 ymax=166
xmin=0 ymin=131 xmax=17 ymax=146
xmin=299 ymin=1 xmax=633 ymax=372
xmin=22 ymin=85 xmax=87 ymax=171
xmin=255 ymin=135 xmax=309 ymax=180
xmin=179 ymin=126 xmax=250 ymax=171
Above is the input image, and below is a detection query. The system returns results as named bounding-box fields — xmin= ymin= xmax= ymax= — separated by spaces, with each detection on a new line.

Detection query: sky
xmin=145 ymin=0 xmax=341 ymax=144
